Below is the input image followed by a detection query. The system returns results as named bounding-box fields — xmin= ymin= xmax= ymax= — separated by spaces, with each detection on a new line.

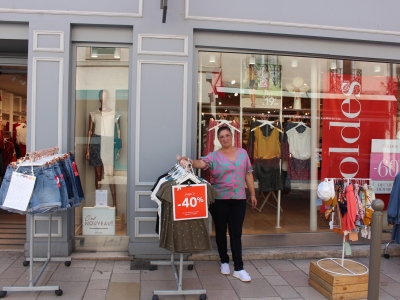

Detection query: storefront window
xmin=198 ymin=52 xmax=399 ymax=234
xmin=74 ymin=46 xmax=129 ymax=251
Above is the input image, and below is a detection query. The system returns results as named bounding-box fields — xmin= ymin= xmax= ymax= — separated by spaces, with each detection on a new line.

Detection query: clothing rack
xmin=150 ymin=160 xmax=207 ymax=300
xmin=316 ymin=177 xmax=370 ymax=276
xmin=150 ymin=254 xmax=206 ymax=300
xmin=0 ymin=147 xmax=71 ymax=298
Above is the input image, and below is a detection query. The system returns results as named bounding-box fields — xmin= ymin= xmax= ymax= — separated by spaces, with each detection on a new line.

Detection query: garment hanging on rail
xmin=151 ymin=162 xmax=216 ymax=253
xmin=247 ymin=120 xmax=287 ymax=191
xmin=0 ymin=151 xmax=84 ymax=214
xmin=156 ymin=180 xmax=216 ymax=253
xmin=283 ymin=122 xmax=311 ymax=181
xmin=202 ymin=119 xmax=240 ymax=156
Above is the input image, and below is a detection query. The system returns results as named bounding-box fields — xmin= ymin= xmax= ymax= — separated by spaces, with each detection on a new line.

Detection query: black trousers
xmin=209 ymin=199 xmax=246 ymax=271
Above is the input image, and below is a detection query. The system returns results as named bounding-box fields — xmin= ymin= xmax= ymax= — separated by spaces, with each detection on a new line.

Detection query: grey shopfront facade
xmin=0 ymin=0 xmax=400 ymax=257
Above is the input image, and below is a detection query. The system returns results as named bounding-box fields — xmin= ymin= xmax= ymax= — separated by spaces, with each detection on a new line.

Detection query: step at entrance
xmin=0 ymin=213 xmax=26 ymax=249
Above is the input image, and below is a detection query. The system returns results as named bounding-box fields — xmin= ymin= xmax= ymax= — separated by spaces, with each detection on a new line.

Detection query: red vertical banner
xmin=321 ymin=73 xmax=397 ymax=180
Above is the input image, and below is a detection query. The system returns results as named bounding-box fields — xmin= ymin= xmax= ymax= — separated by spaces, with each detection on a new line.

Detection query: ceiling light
xmin=21 ymin=80 xmax=26 ymax=86
xmin=291 ymin=59 xmax=298 ymax=67
xmin=374 ymin=65 xmax=381 ymax=72
xmin=330 ymin=60 xmax=337 ymax=70
xmin=209 ymin=54 xmax=215 ymax=63
xmin=11 ymin=75 xmax=16 ymax=81
xmin=219 ymin=102 xmax=221 ymax=105
xmin=114 ymin=48 xmax=120 ymax=59
xmin=231 ymin=80 xmax=236 ymax=85
xmin=19 ymin=78 xmax=24 ymax=84
xmin=249 ymin=56 xmax=255 ymax=65
xmin=234 ymin=93 xmax=238 ymax=96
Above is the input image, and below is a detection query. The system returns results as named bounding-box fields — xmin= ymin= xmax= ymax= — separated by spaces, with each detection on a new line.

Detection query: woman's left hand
xmin=250 ymin=195 xmax=257 ymax=209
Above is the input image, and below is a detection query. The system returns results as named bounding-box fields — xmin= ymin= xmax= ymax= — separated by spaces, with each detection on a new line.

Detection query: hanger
xmin=175 ymin=169 xmax=202 ymax=185
xmin=251 ymin=120 xmax=283 ymax=133
xmin=208 ymin=119 xmax=240 ymax=132
xmin=291 ymin=121 xmax=309 ymax=129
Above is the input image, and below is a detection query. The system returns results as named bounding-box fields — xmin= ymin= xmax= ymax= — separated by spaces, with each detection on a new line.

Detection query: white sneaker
xmin=220 ymin=263 xmax=230 ymax=275
xmin=233 ymin=269 xmax=251 ymax=282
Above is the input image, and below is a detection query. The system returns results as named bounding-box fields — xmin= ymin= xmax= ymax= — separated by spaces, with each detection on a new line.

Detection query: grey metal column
xmin=367 ymin=199 xmax=384 ymax=300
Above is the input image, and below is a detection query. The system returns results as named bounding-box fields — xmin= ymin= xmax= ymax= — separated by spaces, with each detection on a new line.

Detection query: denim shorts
xmin=52 ymin=162 xmax=69 ymax=210
xmin=64 ymin=156 xmax=81 ymax=207
xmin=0 ymin=164 xmax=62 ymax=214
xmin=69 ymin=153 xmax=84 ymax=200
xmin=59 ymin=159 xmax=74 ymax=205
xmin=0 ymin=165 xmax=14 ymax=206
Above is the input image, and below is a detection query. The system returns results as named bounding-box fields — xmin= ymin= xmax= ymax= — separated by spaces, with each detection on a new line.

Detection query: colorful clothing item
xmin=202 ymin=148 xmax=252 ymax=199
xmin=253 ymin=127 xmax=281 ymax=159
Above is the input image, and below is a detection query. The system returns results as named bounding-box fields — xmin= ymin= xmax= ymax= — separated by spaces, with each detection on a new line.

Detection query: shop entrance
xmin=0 ymin=39 xmax=28 ymax=249
xmin=197 ymin=51 xmax=398 ymax=248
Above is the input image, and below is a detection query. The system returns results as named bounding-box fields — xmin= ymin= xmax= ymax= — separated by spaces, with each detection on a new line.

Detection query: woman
xmin=179 ymin=126 xmax=257 ymax=282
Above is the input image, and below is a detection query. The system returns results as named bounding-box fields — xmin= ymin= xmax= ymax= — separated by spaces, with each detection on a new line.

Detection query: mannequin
xmin=85 ymin=89 xmax=121 ymax=208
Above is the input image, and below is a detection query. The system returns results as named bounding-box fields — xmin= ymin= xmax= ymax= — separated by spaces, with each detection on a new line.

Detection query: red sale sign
xmin=321 ymin=73 xmax=397 ymax=180
xmin=172 ymin=184 xmax=208 ymax=221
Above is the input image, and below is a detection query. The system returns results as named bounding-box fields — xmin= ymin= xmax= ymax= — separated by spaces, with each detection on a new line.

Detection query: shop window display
xmin=197 ymin=52 xmax=399 ymax=235
xmin=74 ymin=47 xmax=129 ymax=251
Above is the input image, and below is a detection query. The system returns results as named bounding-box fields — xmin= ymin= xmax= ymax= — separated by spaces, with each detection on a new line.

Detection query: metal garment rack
xmin=0 ymin=213 xmax=71 ymax=298
xmin=316 ymin=177 xmax=371 ymax=276
xmin=247 ymin=191 xmax=283 ymax=213
xmin=150 ymin=253 xmax=207 ymax=300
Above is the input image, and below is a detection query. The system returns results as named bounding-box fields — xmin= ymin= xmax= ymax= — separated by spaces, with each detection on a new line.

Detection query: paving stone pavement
xmin=0 ymin=251 xmax=400 ymax=299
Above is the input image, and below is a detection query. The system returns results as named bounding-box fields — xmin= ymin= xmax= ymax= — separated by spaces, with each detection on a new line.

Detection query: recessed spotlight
xmin=374 ymin=65 xmax=381 ymax=72
xmin=219 ymin=102 xmax=221 ymax=105
xmin=291 ymin=59 xmax=298 ymax=67
xmin=231 ymin=80 xmax=236 ymax=85
xmin=234 ymin=93 xmax=238 ymax=96
xmin=11 ymin=76 xmax=17 ymax=81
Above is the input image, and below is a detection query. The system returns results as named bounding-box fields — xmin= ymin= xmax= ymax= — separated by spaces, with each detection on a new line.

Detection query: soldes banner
xmin=321 ymin=73 xmax=397 ymax=180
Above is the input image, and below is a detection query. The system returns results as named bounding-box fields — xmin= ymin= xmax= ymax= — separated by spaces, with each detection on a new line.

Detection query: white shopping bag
xmin=2 ymin=172 xmax=36 ymax=212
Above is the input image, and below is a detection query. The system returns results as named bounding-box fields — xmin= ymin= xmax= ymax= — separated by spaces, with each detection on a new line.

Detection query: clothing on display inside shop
xmin=89 ymin=109 xmax=121 ymax=176
xmin=247 ymin=120 xmax=287 ymax=192
xmin=202 ymin=119 xmax=240 ymax=156
xmin=283 ymin=122 xmax=311 ymax=181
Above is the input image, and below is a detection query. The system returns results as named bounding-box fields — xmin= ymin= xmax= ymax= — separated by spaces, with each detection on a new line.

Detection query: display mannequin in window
xmin=85 ymin=89 xmax=121 ymax=208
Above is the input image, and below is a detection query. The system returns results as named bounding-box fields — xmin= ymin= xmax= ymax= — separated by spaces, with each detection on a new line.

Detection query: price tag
xmin=172 ymin=184 xmax=208 ymax=221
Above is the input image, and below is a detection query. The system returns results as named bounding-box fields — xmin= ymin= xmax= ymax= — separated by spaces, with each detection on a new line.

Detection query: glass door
xmin=73 ymin=46 xmax=129 ymax=251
